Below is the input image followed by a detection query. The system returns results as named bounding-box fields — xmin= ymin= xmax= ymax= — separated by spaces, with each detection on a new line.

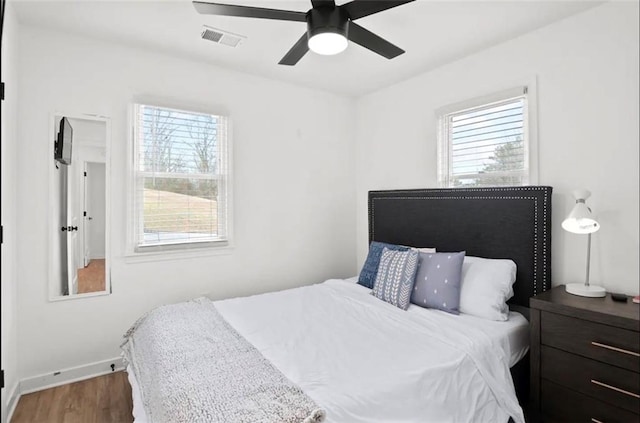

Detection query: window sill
xmin=122 ymin=242 xmax=234 ymax=264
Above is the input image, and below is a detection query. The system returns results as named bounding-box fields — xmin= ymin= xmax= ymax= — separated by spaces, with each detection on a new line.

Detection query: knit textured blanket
xmin=121 ymin=297 xmax=325 ymax=423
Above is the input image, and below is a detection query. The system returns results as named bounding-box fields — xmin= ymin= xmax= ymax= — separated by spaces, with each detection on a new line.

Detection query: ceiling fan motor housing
xmin=306 ymin=7 xmax=349 ymax=40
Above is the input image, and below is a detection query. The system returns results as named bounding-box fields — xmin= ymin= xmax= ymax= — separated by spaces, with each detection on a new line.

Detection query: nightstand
xmin=529 ymin=286 xmax=640 ymax=423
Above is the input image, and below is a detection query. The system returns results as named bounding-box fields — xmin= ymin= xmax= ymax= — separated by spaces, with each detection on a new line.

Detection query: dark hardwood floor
xmin=11 ymin=371 xmax=133 ymax=423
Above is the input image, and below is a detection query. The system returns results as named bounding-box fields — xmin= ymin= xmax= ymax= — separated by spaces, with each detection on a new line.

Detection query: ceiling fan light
xmin=308 ymin=32 xmax=348 ymax=55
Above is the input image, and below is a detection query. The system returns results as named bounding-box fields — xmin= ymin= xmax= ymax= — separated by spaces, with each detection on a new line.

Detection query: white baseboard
xmin=6 ymin=382 xmax=20 ymax=423
xmin=20 ymin=357 xmax=125 ymax=395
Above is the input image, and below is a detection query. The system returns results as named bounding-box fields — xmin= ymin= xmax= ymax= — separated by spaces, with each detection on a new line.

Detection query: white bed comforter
xmin=216 ymin=279 xmax=525 ymax=423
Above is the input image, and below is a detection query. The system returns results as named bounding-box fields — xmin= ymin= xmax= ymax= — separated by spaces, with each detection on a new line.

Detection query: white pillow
xmin=458 ymin=256 xmax=516 ymax=321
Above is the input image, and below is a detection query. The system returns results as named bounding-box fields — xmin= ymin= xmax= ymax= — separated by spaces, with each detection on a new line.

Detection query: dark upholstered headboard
xmin=368 ymin=186 xmax=552 ymax=309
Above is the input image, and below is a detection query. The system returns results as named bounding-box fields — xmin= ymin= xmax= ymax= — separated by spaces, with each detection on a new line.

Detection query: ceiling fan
xmin=193 ymin=0 xmax=415 ymax=65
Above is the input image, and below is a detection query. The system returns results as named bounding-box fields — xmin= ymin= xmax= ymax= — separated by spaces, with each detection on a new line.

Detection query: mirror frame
xmin=48 ymin=112 xmax=112 ymax=301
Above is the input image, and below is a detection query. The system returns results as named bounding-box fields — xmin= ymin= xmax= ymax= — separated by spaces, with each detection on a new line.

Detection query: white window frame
xmin=126 ymin=100 xmax=233 ymax=258
xmin=436 ymin=83 xmax=538 ymax=188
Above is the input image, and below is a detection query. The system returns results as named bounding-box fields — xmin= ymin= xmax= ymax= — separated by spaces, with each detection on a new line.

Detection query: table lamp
xmin=562 ymin=189 xmax=605 ymax=297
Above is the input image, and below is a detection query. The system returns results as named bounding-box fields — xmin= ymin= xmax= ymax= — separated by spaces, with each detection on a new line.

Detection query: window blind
xmin=132 ymin=104 xmax=228 ymax=250
xmin=438 ymin=92 xmax=528 ymax=187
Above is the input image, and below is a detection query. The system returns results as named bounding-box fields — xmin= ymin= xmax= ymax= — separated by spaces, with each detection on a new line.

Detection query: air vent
xmin=201 ymin=26 xmax=246 ymax=48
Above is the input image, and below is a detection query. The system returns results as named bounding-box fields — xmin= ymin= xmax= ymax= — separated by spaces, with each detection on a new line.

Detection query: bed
xmin=123 ymin=186 xmax=553 ymax=423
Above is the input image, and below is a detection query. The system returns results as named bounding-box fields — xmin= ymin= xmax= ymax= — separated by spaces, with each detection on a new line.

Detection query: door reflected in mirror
xmin=78 ymin=162 xmax=106 ymax=293
xmin=50 ymin=114 xmax=110 ymax=300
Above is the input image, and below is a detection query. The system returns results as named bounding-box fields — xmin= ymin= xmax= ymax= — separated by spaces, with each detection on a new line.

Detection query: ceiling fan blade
xmin=193 ymin=1 xmax=307 ymax=22
xmin=279 ymin=32 xmax=309 ymax=66
xmin=311 ymin=0 xmax=336 ymax=8
xmin=348 ymin=22 xmax=404 ymax=59
xmin=341 ymin=0 xmax=415 ymax=20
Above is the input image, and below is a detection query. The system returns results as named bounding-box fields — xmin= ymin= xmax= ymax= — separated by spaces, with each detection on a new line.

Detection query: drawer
xmin=541 ymin=311 xmax=640 ymax=372
xmin=542 ymin=379 xmax=639 ymax=423
xmin=542 ymin=346 xmax=640 ymax=413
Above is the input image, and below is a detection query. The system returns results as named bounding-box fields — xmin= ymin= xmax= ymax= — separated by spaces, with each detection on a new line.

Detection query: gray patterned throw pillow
xmin=411 ymin=251 xmax=466 ymax=314
xmin=371 ymin=247 xmax=419 ymax=310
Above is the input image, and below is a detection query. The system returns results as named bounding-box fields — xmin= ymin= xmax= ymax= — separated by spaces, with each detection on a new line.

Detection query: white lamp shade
xmin=308 ymin=32 xmax=348 ymax=55
xmin=562 ymin=189 xmax=600 ymax=234
xmin=562 ymin=203 xmax=599 ymax=234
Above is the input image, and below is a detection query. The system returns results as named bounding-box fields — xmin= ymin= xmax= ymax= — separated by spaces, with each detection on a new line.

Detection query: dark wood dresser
xmin=530 ymin=286 xmax=640 ymax=423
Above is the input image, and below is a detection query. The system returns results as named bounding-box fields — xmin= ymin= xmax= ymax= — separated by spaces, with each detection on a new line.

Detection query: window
xmin=437 ymin=87 xmax=534 ymax=188
xmin=131 ymin=103 xmax=229 ymax=252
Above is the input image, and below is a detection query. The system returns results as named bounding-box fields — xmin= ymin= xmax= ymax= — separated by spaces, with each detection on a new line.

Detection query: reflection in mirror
xmin=51 ymin=114 xmax=110 ymax=299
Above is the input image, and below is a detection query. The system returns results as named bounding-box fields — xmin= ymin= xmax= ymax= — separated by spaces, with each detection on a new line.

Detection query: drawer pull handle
xmin=591 ymin=419 xmax=604 ymax=423
xmin=591 ymin=341 xmax=640 ymax=357
xmin=591 ymin=379 xmax=640 ymax=399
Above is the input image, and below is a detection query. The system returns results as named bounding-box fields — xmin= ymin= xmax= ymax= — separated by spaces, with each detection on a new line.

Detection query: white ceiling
xmin=13 ymin=0 xmax=603 ymax=97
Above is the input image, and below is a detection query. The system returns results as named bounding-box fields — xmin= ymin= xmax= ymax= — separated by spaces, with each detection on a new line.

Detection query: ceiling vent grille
xmin=201 ymin=26 xmax=246 ymax=48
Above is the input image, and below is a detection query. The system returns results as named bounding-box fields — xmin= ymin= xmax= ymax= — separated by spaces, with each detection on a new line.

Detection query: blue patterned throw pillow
xmin=411 ymin=251 xmax=466 ymax=314
xmin=371 ymin=248 xmax=420 ymax=310
xmin=358 ymin=241 xmax=409 ymax=289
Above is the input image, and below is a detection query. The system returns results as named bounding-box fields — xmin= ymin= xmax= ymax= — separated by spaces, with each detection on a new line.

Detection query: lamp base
xmin=565 ymin=283 xmax=606 ymax=298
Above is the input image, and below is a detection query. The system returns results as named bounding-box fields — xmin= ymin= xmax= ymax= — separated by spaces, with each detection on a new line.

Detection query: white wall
xmin=1 ymin=2 xmax=20 ymax=420
xmin=355 ymin=2 xmax=639 ymax=295
xmin=16 ymin=27 xmax=356 ymax=379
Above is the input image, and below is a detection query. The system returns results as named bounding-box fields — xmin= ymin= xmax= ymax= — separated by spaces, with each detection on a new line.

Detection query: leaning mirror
xmin=49 ymin=113 xmax=111 ymax=300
